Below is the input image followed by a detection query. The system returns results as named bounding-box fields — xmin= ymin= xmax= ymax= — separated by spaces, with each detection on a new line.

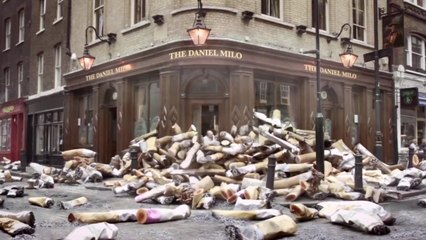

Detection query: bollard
xmin=354 ymin=154 xmax=363 ymax=192
xmin=20 ymin=149 xmax=27 ymax=172
xmin=130 ymin=146 xmax=140 ymax=170
xmin=266 ymin=155 xmax=276 ymax=190
xmin=408 ymin=144 xmax=415 ymax=169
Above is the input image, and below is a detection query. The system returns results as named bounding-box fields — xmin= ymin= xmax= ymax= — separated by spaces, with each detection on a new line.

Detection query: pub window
xmin=352 ymin=0 xmax=366 ymax=41
xmin=134 ymin=80 xmax=160 ymax=138
xmin=131 ymin=0 xmax=146 ymax=25
xmin=0 ymin=119 xmax=11 ymax=151
xmin=261 ymin=0 xmax=283 ymax=19
xmin=37 ymin=52 xmax=44 ymax=93
xmin=255 ymin=80 xmax=295 ymax=125
xmin=311 ymin=0 xmax=329 ymax=31
xmin=93 ymin=0 xmax=104 ymax=39
xmin=78 ymin=94 xmax=94 ymax=146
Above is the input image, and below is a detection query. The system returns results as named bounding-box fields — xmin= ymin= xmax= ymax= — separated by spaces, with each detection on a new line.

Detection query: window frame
xmin=78 ymin=94 xmax=94 ymax=146
xmin=4 ymin=18 xmax=11 ymax=50
xmin=18 ymin=9 xmax=25 ymax=43
xmin=131 ymin=0 xmax=147 ymax=25
xmin=407 ymin=34 xmax=426 ymax=71
xmin=93 ymin=0 xmax=105 ymax=40
xmin=37 ymin=53 xmax=44 ymax=93
xmin=405 ymin=0 xmax=426 ymax=8
xmin=311 ymin=0 xmax=329 ymax=32
xmin=4 ymin=68 xmax=10 ymax=101
xmin=56 ymin=0 xmax=63 ymax=21
xmin=352 ymin=0 xmax=366 ymax=42
xmin=0 ymin=119 xmax=11 ymax=151
xmin=17 ymin=62 xmax=23 ymax=98
xmin=39 ymin=0 xmax=46 ymax=31
xmin=54 ymin=44 xmax=62 ymax=88
xmin=261 ymin=0 xmax=284 ymax=20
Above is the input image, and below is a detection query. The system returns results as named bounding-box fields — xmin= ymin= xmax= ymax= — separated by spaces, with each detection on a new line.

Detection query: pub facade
xmin=65 ymin=0 xmax=396 ymax=163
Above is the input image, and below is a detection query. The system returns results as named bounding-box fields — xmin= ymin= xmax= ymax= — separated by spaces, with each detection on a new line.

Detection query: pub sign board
xmin=400 ymin=87 xmax=418 ymax=108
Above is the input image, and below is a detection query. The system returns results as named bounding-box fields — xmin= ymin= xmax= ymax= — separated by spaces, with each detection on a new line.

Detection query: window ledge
xmin=15 ymin=41 xmax=24 ymax=46
xmin=350 ymin=39 xmax=374 ymax=49
xmin=36 ymin=29 xmax=45 ymax=35
xmin=254 ymin=14 xmax=294 ymax=29
xmin=406 ymin=68 xmax=426 ymax=76
xmin=2 ymin=48 xmax=10 ymax=52
xmin=53 ymin=17 xmax=63 ymax=25
xmin=305 ymin=28 xmax=335 ymax=38
xmin=121 ymin=20 xmax=150 ymax=35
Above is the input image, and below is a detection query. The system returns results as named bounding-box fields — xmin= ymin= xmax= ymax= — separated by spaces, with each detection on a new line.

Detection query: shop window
xmin=131 ymin=0 xmax=146 ymax=25
xmin=255 ymin=80 xmax=295 ymax=126
xmin=35 ymin=110 xmax=64 ymax=155
xmin=134 ymin=81 xmax=160 ymax=138
xmin=352 ymin=0 xmax=365 ymax=42
xmin=0 ymin=119 xmax=11 ymax=151
xmin=261 ymin=0 xmax=283 ymax=19
xmin=407 ymin=35 xmax=425 ymax=71
xmin=311 ymin=0 xmax=329 ymax=31
xmin=78 ymin=94 xmax=94 ymax=146
xmin=401 ymin=113 xmax=417 ymax=148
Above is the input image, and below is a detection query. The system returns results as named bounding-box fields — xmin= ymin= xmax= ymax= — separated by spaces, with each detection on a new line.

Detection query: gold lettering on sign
xmin=169 ymin=49 xmax=243 ymax=60
xmin=303 ymin=64 xmax=357 ymax=79
xmin=85 ymin=64 xmax=131 ymax=81
xmin=2 ymin=106 xmax=14 ymax=113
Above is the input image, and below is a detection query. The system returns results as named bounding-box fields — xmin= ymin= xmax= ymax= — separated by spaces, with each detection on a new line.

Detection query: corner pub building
xmin=63 ymin=39 xmax=395 ymax=164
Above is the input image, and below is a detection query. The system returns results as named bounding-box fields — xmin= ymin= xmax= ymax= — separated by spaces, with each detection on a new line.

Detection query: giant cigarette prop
xmin=68 ymin=209 xmax=138 ymax=223
xmin=0 ymin=211 xmax=35 ymax=227
xmin=64 ymin=222 xmax=118 ymax=240
xmin=0 ymin=217 xmax=34 ymax=236
xmin=28 ymin=197 xmax=54 ymax=208
xmin=212 ymin=209 xmax=281 ymax=220
xmin=60 ymin=197 xmax=88 ymax=210
xmin=136 ymin=204 xmax=191 ymax=224
xmin=225 ymin=215 xmax=297 ymax=240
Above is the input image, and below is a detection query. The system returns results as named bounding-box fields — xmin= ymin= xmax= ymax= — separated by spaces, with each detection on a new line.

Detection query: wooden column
xmin=92 ymin=85 xmax=100 ymax=155
xmin=159 ymin=70 xmax=180 ymax=137
xmin=63 ymin=91 xmax=74 ymax=150
xmin=302 ymin=78 xmax=317 ymax=131
xmin=229 ymin=69 xmax=254 ymax=130
xmin=343 ymin=84 xmax=353 ymax=147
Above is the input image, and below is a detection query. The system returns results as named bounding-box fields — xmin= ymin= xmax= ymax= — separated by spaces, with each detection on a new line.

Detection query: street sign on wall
xmin=400 ymin=87 xmax=418 ymax=108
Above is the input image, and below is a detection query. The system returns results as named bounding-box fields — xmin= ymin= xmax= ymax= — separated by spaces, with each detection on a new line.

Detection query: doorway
xmin=188 ymin=100 xmax=224 ymax=136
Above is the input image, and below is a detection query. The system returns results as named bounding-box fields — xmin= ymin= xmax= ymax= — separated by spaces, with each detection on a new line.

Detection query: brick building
xmin=25 ymin=0 xmax=71 ymax=166
xmin=0 ymin=0 xmax=32 ymax=161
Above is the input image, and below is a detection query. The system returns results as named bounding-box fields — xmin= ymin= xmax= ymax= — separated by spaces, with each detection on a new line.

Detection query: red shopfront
xmin=0 ymin=98 xmax=26 ymax=162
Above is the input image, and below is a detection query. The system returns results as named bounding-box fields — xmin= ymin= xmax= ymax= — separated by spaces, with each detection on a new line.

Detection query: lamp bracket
xmin=152 ymin=15 xmax=165 ymax=25
xmin=242 ymin=10 xmax=254 ymax=20
xmin=84 ymin=26 xmax=116 ymax=45
xmin=327 ymin=23 xmax=351 ymax=43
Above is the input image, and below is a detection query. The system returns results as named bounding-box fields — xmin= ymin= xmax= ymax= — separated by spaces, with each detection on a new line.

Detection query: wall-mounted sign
xmin=2 ymin=106 xmax=15 ymax=113
xmin=303 ymin=64 xmax=357 ymax=79
xmin=169 ymin=49 xmax=243 ymax=60
xmin=400 ymin=87 xmax=418 ymax=107
xmin=85 ymin=64 xmax=132 ymax=81
xmin=382 ymin=13 xmax=404 ymax=49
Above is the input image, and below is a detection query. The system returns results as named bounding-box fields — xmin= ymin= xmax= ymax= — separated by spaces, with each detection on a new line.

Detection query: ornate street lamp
xmin=78 ymin=26 xmax=116 ymax=70
xmin=187 ymin=0 xmax=211 ymax=46
xmin=340 ymin=44 xmax=358 ymax=68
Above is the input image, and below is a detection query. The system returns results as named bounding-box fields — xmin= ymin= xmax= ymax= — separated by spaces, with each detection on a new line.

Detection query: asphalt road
xmin=1 ymin=181 xmax=426 ymax=240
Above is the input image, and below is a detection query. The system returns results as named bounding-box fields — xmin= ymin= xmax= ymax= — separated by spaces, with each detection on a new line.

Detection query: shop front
xmin=0 ymin=98 xmax=26 ymax=162
xmin=26 ymin=92 xmax=64 ymax=167
xmin=64 ymin=40 xmax=396 ymax=164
